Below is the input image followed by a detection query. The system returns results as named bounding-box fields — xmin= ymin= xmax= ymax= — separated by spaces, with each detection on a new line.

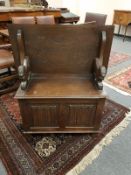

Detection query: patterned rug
xmin=105 ymin=51 xmax=131 ymax=94
xmin=109 ymin=51 xmax=131 ymax=67
xmin=0 ymin=93 xmax=130 ymax=175
xmin=106 ymin=66 xmax=131 ymax=94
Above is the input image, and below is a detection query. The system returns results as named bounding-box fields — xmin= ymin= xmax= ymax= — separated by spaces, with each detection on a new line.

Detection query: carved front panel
xmin=66 ymin=104 xmax=96 ymax=127
xmin=19 ymin=98 xmax=105 ymax=133
xmin=30 ymin=104 xmax=59 ymax=127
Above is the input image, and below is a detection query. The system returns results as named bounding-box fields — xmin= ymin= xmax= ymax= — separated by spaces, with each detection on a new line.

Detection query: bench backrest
xmin=8 ymin=23 xmax=114 ymax=76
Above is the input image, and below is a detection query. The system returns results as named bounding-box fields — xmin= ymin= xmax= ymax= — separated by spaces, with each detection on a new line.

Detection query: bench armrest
xmin=17 ymin=29 xmax=31 ymax=90
xmin=18 ymin=56 xmax=31 ymax=90
xmin=93 ymin=30 xmax=107 ymax=90
xmin=93 ymin=58 xmax=107 ymax=90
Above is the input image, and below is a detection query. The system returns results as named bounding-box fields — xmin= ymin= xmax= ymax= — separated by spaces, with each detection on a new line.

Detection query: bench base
xmin=18 ymin=97 xmax=105 ymax=133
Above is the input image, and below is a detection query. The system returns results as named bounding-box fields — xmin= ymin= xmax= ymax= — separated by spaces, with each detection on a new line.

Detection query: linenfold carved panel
xmin=66 ymin=104 xmax=96 ymax=127
xmin=30 ymin=104 xmax=58 ymax=127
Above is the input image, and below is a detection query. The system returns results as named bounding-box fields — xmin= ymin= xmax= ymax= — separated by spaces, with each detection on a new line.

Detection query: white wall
xmin=48 ymin=0 xmax=63 ymax=8
xmin=115 ymin=0 xmax=131 ymax=9
xmin=62 ymin=0 xmax=79 ymax=14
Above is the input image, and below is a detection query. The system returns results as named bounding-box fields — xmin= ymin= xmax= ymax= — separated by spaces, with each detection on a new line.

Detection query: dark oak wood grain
xmin=0 ymin=8 xmax=61 ymax=22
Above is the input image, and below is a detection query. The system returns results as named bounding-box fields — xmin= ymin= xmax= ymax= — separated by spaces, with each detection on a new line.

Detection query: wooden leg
xmin=123 ymin=25 xmax=128 ymax=42
xmin=8 ymin=67 xmax=11 ymax=74
xmin=118 ymin=24 xmax=121 ymax=35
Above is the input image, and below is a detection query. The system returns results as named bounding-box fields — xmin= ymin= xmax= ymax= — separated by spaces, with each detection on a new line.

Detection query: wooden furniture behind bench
xmin=12 ymin=16 xmax=55 ymax=24
xmin=36 ymin=15 xmax=55 ymax=24
xmin=0 ymin=8 xmax=61 ymax=22
xmin=8 ymin=23 xmax=114 ymax=133
xmin=0 ymin=7 xmax=79 ymax=25
xmin=12 ymin=16 xmax=36 ymax=24
xmin=0 ymin=44 xmax=18 ymax=94
xmin=85 ymin=12 xmax=107 ymax=26
xmin=113 ymin=10 xmax=131 ymax=41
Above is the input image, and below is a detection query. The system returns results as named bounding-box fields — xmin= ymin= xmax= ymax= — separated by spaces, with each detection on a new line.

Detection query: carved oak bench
xmin=8 ymin=23 xmax=114 ymax=133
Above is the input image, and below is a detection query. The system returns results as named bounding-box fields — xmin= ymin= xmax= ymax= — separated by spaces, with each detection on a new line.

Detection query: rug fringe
xmin=66 ymin=110 xmax=131 ymax=175
xmin=103 ymin=82 xmax=131 ymax=96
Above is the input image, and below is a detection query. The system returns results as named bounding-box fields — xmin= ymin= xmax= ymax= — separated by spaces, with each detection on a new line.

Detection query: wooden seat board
xmin=15 ymin=75 xmax=106 ymax=99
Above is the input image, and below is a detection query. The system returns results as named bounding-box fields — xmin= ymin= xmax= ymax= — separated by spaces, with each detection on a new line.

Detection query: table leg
xmin=118 ymin=24 xmax=121 ymax=35
xmin=123 ymin=25 xmax=128 ymax=42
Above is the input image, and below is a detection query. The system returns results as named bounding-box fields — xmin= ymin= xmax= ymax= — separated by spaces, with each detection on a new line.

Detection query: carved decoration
xmin=93 ymin=30 xmax=107 ymax=90
xmin=18 ymin=56 xmax=31 ymax=90
xmin=31 ymin=0 xmax=48 ymax=7
xmin=41 ymin=0 xmax=48 ymax=7
xmin=17 ymin=29 xmax=31 ymax=90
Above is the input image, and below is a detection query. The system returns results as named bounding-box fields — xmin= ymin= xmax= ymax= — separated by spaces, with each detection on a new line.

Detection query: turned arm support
xmin=18 ymin=56 xmax=31 ymax=90
xmin=93 ymin=30 xmax=107 ymax=90
xmin=93 ymin=58 xmax=107 ymax=90
xmin=17 ymin=29 xmax=31 ymax=90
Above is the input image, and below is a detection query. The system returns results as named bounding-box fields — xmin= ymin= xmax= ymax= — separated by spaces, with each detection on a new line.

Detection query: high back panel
xmin=8 ymin=23 xmax=113 ymax=75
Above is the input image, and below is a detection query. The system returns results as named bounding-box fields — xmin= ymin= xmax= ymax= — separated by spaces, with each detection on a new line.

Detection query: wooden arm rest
xmin=93 ymin=30 xmax=107 ymax=90
xmin=16 ymin=29 xmax=31 ymax=90
xmin=95 ymin=58 xmax=107 ymax=79
xmin=18 ymin=56 xmax=31 ymax=90
xmin=93 ymin=58 xmax=107 ymax=90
